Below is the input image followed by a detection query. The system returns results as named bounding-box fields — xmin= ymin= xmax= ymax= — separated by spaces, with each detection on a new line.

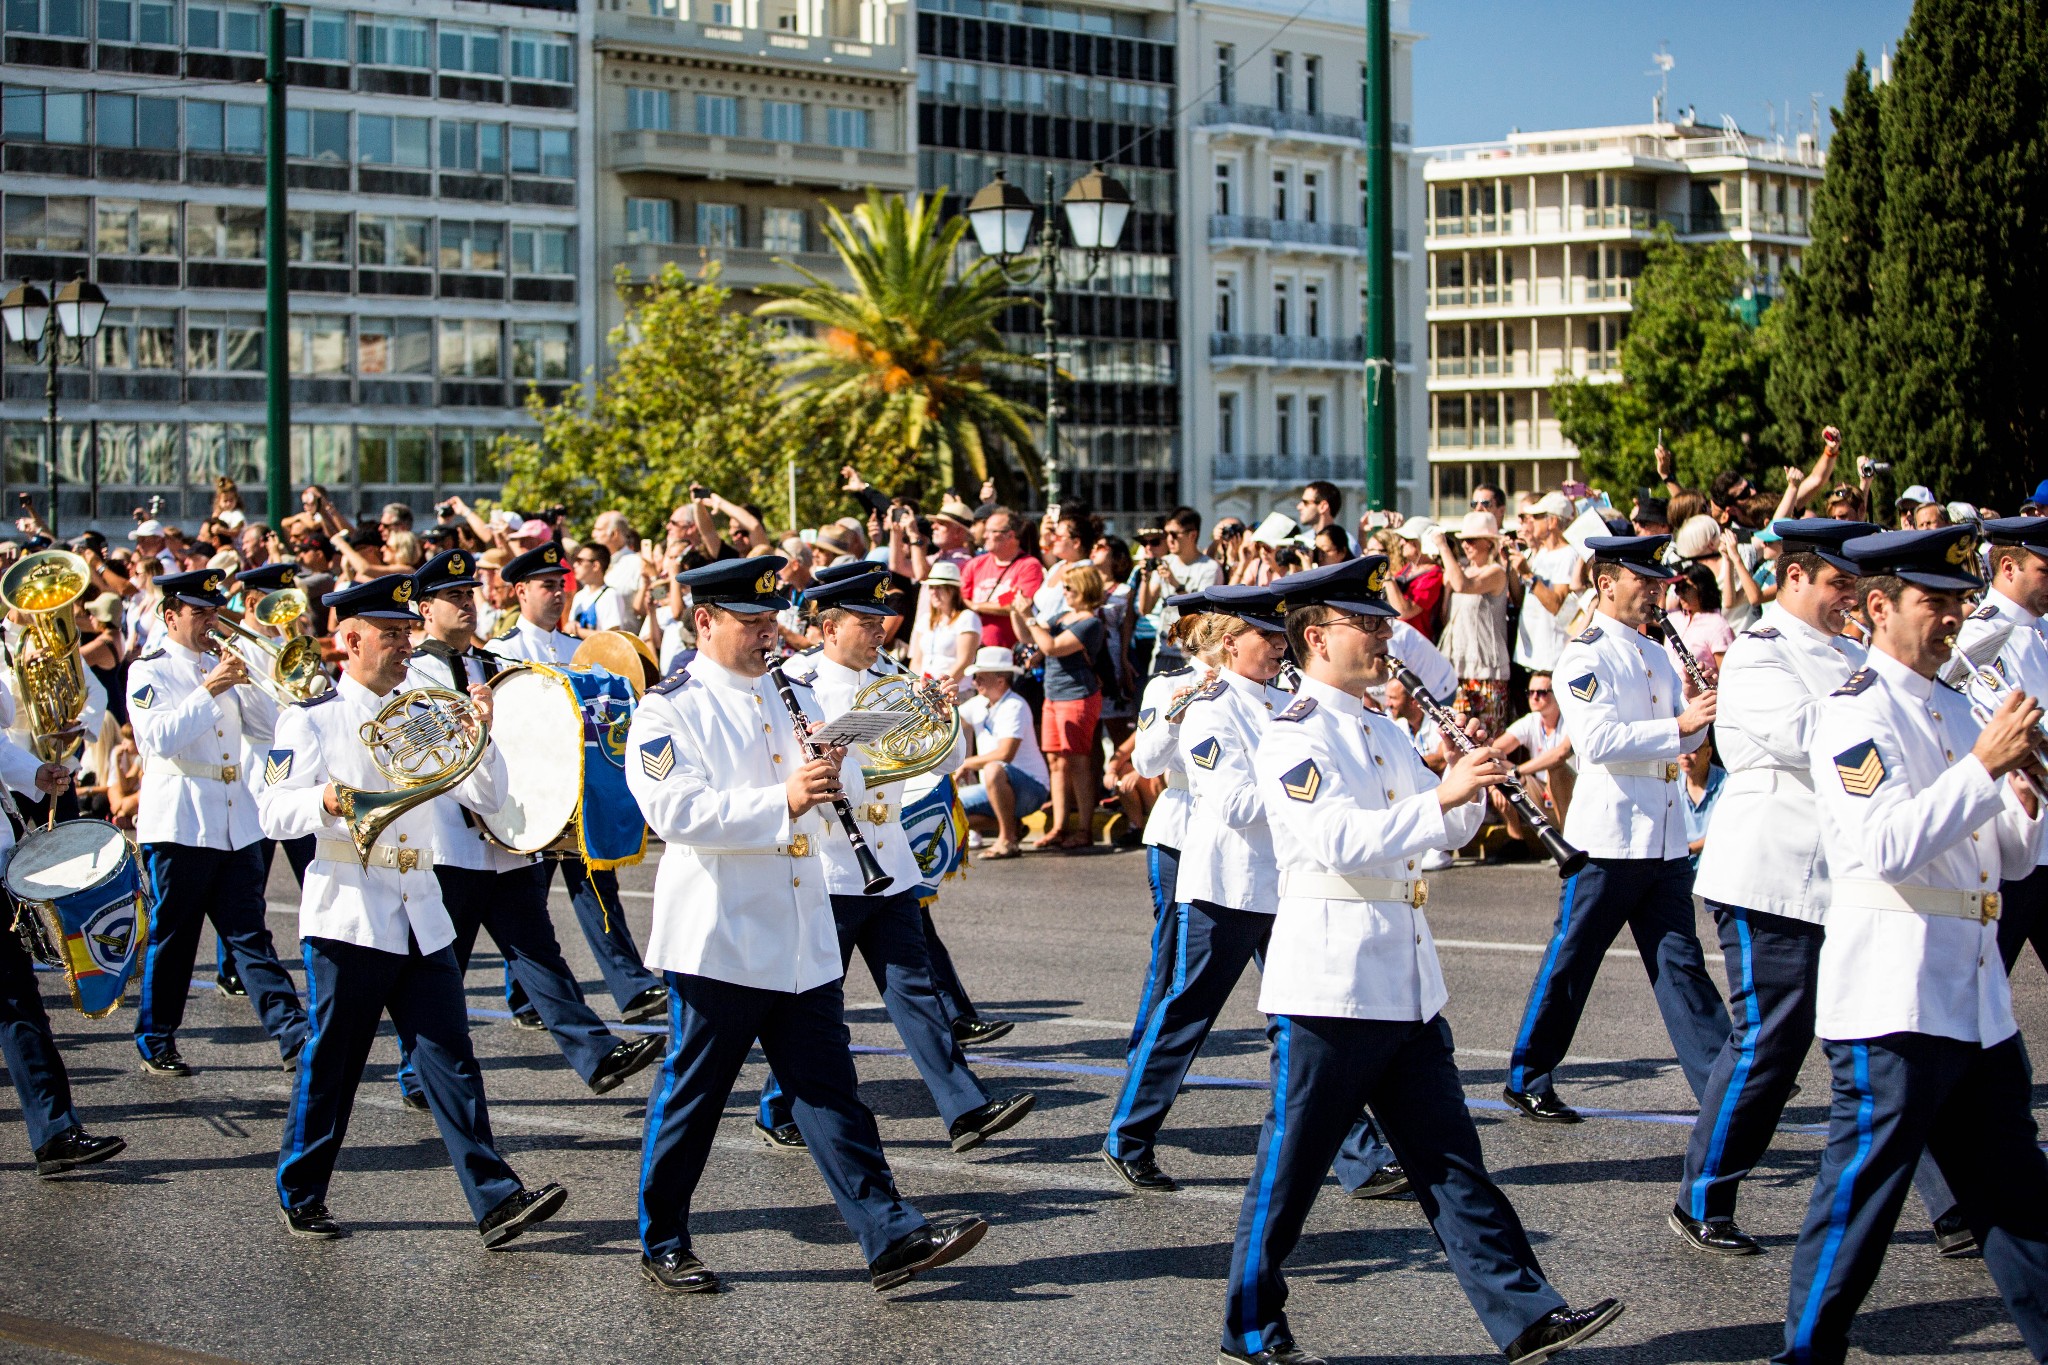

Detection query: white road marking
xmin=1436 ymin=936 xmax=1724 ymax=965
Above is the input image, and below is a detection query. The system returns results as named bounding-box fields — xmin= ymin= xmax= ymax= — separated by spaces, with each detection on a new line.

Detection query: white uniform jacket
xmin=257 ymin=674 xmax=510 ymax=956
xmin=622 ymin=652 xmax=839 ymax=993
xmin=795 ymin=654 xmax=963 ymax=897
xmin=130 ymin=639 xmax=275 ymax=849
xmin=1957 ymin=588 xmax=2048 ymax=869
xmin=403 ymin=643 xmax=533 ymax=874
xmin=1809 ymin=649 xmax=2044 ymax=1046
xmin=0 ymin=640 xmax=107 ymax=772
xmin=1552 ymin=611 xmax=1703 ymax=861
xmin=1254 ymin=675 xmax=1485 ymax=1022
xmin=1693 ymin=604 xmax=1867 ymax=921
xmin=1132 ymin=665 xmax=1200 ymax=851
xmin=0 ymin=680 xmax=47 ymax=864
xmin=1175 ymin=666 xmax=1290 ymax=913
xmin=488 ymin=616 xmax=579 ymax=667
xmin=1386 ymin=620 xmax=1458 ymax=705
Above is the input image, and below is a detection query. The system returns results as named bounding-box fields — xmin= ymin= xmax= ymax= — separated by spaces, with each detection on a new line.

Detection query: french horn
xmin=332 ymin=687 xmax=488 ymax=863
xmin=851 ymin=672 xmax=962 ymax=787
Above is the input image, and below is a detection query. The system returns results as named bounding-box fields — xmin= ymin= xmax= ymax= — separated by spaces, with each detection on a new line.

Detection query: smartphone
xmin=799 ymin=528 xmax=817 ymax=544
xmin=640 ymin=539 xmax=654 ymax=558
xmin=1046 ymin=502 xmax=1062 ymax=523
xmin=15 ymin=493 xmax=31 ymax=511
xmin=690 ymin=483 xmax=710 ymax=501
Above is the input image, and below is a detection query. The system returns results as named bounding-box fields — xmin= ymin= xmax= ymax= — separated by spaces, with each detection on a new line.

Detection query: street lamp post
xmin=965 ymin=162 xmax=1132 ymax=510
xmin=2 ymin=278 xmax=109 ymax=536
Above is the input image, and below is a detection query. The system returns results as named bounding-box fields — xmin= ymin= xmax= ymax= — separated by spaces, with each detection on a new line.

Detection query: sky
xmin=1409 ymin=0 xmax=1917 ymax=148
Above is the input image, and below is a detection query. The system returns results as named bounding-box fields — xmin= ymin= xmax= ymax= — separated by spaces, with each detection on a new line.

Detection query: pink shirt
xmin=1666 ymin=609 xmax=1735 ymax=684
xmin=961 ymin=551 xmax=1045 ymax=648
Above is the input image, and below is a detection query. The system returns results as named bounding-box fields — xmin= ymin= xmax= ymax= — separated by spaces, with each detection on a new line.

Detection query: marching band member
xmin=1776 ymin=525 xmax=2048 ymax=1365
xmin=1672 ymin=520 xmax=1876 ymax=1254
xmin=754 ymin=566 xmax=1034 ymax=1154
xmin=1503 ymin=535 xmax=1729 ymax=1123
xmin=488 ymin=541 xmax=668 ymax=1028
xmin=625 ymin=557 xmax=987 ymax=1294
xmin=1221 ymin=556 xmax=1620 ymax=1365
xmin=128 ymin=568 xmax=308 ymax=1077
xmin=393 ymin=549 xmax=663 ymax=1108
xmin=0 ymin=683 xmax=123 ymax=1178
xmin=260 ymin=575 xmax=565 ymax=1246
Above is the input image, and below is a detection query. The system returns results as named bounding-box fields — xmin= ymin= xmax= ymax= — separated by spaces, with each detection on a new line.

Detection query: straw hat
xmin=1456 ymin=510 xmax=1500 ymax=540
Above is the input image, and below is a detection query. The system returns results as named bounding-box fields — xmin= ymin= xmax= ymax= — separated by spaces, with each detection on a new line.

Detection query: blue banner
xmin=569 ymin=666 xmax=649 ymax=870
xmin=903 ymin=774 xmax=968 ymax=898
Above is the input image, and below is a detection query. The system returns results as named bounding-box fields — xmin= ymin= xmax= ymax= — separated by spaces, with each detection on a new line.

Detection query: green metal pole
xmin=263 ymin=3 xmax=290 ymax=527
xmin=1363 ymin=0 xmax=1396 ymax=511
xmin=1041 ymin=166 xmax=1061 ymax=511
xmin=44 ymin=300 xmax=60 ymax=535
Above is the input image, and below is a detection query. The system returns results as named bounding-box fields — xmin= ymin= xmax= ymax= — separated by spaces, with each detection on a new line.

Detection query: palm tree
xmin=755 ymin=189 xmax=1040 ymax=494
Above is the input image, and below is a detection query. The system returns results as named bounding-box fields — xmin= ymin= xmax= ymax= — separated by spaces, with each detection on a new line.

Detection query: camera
xmin=1858 ymin=458 xmax=1892 ymax=479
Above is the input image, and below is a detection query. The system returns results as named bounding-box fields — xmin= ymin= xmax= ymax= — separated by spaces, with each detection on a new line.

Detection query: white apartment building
xmin=1180 ymin=0 xmax=1425 ymax=526
xmin=1421 ymin=119 xmax=1822 ymax=516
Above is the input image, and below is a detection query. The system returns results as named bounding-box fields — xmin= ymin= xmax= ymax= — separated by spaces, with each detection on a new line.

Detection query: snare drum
xmin=5 ymin=819 xmax=148 ymax=1018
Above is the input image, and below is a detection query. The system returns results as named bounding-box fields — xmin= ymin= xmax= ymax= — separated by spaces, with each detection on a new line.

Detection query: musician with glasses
xmin=259 ymin=574 xmax=566 ymax=1246
xmin=1775 ymin=525 xmax=2048 ymax=1365
xmin=625 ymin=556 xmax=988 ymax=1294
xmin=127 ymin=567 xmax=308 ymax=1078
xmin=487 ymin=541 xmax=668 ymax=1029
xmin=389 ymin=548 xmax=663 ymax=1111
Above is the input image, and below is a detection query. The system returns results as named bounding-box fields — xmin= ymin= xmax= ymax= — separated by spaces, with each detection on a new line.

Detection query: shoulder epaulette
xmin=649 ymin=664 xmax=694 ymax=697
xmin=1744 ymin=627 xmax=1781 ymax=640
xmin=1832 ymin=668 xmax=1876 ymax=697
xmin=1192 ymin=677 xmax=1228 ymax=703
xmin=1972 ymin=603 xmax=1999 ymax=620
xmin=798 ymin=643 xmax=822 ymax=657
xmin=294 ymin=688 xmax=340 ymax=708
xmin=137 ymin=648 xmax=166 ymax=662
xmin=1159 ymin=664 xmax=1194 ymax=679
xmin=1571 ymin=626 xmax=1602 ymax=645
xmin=1274 ymin=696 xmax=1317 ymax=724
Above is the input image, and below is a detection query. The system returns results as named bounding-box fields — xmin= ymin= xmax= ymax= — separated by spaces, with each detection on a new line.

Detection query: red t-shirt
xmin=960 ymin=551 xmax=1046 ymax=648
xmin=1398 ymin=563 xmax=1445 ymax=641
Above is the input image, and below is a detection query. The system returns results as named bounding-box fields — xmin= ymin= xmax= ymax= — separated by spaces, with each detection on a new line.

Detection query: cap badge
xmin=543 ymin=544 xmax=560 ymax=564
xmin=756 ymin=568 xmax=778 ymax=594
xmin=1365 ymin=564 xmax=1387 ymax=594
xmin=278 ymin=568 xmax=295 ymax=586
xmin=393 ymin=579 xmax=414 ymax=603
xmin=872 ymin=578 xmax=889 ymax=602
xmin=1946 ymin=537 xmax=1976 ymax=566
xmin=203 ymin=574 xmax=222 ymax=594
xmin=449 ymin=554 xmax=465 ymax=575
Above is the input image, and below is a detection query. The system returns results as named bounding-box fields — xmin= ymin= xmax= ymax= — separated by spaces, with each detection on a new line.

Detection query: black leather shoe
xmin=1934 ymin=1210 xmax=1980 ymax=1258
xmin=215 ymin=972 xmax=247 ymax=998
xmin=1504 ymin=1299 xmax=1624 ymax=1363
xmin=479 ymin=1182 xmax=567 ymax=1248
xmin=1349 ymin=1163 xmax=1414 ymax=1200
xmin=1502 ymin=1086 xmax=1581 ymax=1124
xmin=589 ymin=1035 xmax=664 ymax=1095
xmin=510 ymin=1007 xmax=546 ymax=1031
xmin=869 ymin=1216 xmax=988 ymax=1291
xmin=138 ymin=1046 xmax=193 ymax=1078
xmin=640 ymin=1250 xmax=721 ymax=1293
xmin=951 ymin=1017 xmax=1014 ymax=1046
xmin=281 ymin=1203 xmax=343 ymax=1239
xmin=33 ymin=1129 xmax=125 ymax=1178
xmin=949 ymin=1093 xmax=1036 ymax=1152
xmin=399 ymin=1090 xmax=430 ymax=1113
xmin=1668 ymin=1205 xmax=1762 ymax=1256
xmin=1101 ymin=1149 xmax=1177 ymax=1192
xmin=621 ymin=985 xmax=671 ymax=1026
xmin=755 ymin=1119 xmax=806 ymax=1151
xmin=1219 ymin=1343 xmax=1329 ymax=1365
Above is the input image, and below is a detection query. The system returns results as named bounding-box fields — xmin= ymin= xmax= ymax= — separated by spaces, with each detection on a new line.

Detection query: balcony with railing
xmin=1425 ymin=130 xmax=1823 ymax=170
xmin=606 ymin=128 xmax=915 ymax=190
xmin=610 ymin=241 xmax=846 ymax=288
xmin=1200 ymin=104 xmax=1410 ymax=147
xmin=1208 ymin=334 xmax=1411 ymax=367
xmin=1207 ymin=216 xmax=1407 ymax=254
xmin=1426 ymin=276 xmax=1634 ymax=310
xmin=595 ymin=1 xmax=909 ymax=76
xmin=1212 ymin=452 xmax=1367 ymax=485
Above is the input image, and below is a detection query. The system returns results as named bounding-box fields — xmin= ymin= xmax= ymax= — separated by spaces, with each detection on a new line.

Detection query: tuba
xmin=211 ymin=587 xmax=326 ymax=703
xmin=332 ymin=687 xmax=488 ymax=864
xmin=851 ymin=672 xmax=963 ymax=788
xmin=0 ymin=550 xmax=91 ymax=763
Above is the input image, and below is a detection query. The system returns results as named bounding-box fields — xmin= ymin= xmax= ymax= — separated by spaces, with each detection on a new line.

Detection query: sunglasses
xmin=1528 ymin=688 xmax=1554 ymax=698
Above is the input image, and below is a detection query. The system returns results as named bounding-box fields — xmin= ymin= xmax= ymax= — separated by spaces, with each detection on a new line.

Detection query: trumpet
xmin=331 ymin=687 xmax=488 ymax=863
xmin=211 ymin=585 xmax=325 ymax=703
xmin=1940 ymin=622 xmax=2048 ymax=795
xmin=0 ymin=549 xmax=92 ymax=764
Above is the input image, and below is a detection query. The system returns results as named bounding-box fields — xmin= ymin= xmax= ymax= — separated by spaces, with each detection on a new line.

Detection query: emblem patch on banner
xmin=1279 ymin=758 xmax=1322 ymax=802
xmin=640 ymin=735 xmax=676 ymax=781
xmin=1567 ymin=673 xmax=1598 ymax=702
xmin=1833 ymin=739 xmax=1886 ymax=797
xmin=1189 ymin=736 xmax=1221 ymax=769
xmin=264 ymin=749 xmax=293 ymax=784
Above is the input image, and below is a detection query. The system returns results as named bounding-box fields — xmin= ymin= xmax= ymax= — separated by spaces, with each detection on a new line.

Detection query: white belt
xmin=1832 ymin=878 xmax=2001 ymax=924
xmin=1605 ymin=759 xmax=1681 ymax=782
xmin=709 ymin=834 xmax=818 ymax=858
xmin=1164 ymin=772 xmax=1189 ymax=792
xmin=316 ymin=838 xmax=434 ymax=873
xmin=1726 ymin=765 xmax=1814 ymax=793
xmin=1278 ymin=870 xmax=1429 ymax=908
xmin=161 ymin=756 xmax=240 ymax=783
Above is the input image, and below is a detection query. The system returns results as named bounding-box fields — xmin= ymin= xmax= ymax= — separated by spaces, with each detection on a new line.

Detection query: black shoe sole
xmin=621 ymin=996 xmax=670 ymax=1026
xmin=215 ymin=981 xmax=247 ymax=997
xmin=1666 ymin=1209 xmax=1762 ymax=1257
xmin=482 ymin=1184 xmax=568 ymax=1249
xmin=873 ymin=1218 xmax=988 ymax=1291
xmin=953 ymin=1020 xmax=1014 ymax=1046
xmin=34 ymin=1136 xmax=126 ymax=1178
xmin=640 ymin=1257 xmax=722 ymax=1294
xmin=510 ymin=1013 xmax=547 ymax=1031
xmin=755 ymin=1123 xmax=807 ymax=1151
xmin=280 ymin=1207 xmax=343 ymax=1240
xmin=138 ymin=1060 xmax=192 ymax=1078
xmin=1350 ymin=1173 xmax=1415 ymax=1200
xmin=590 ymin=1040 xmax=663 ymax=1096
xmin=1502 ymin=1090 xmax=1580 ymax=1124
xmin=1936 ymin=1235 xmax=1981 ymax=1259
xmin=1510 ymin=1301 xmax=1625 ymax=1365
xmin=950 ymin=1093 xmax=1036 ymax=1152
xmin=400 ymin=1094 xmax=430 ymax=1112
xmin=1099 ymin=1149 xmax=1176 ymax=1193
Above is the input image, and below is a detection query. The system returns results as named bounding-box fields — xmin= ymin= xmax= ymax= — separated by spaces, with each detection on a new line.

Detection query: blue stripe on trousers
xmin=1789 ymin=1042 xmax=1876 ymax=1362
xmin=1690 ymin=910 xmax=1759 ymax=1220
xmin=275 ymin=938 xmax=321 ymax=1209
xmin=637 ymin=981 xmax=688 ymax=1253
xmin=1227 ymin=1015 xmax=1291 ymax=1355
xmin=1508 ymin=869 xmax=1578 ymax=1093
xmin=1106 ymin=902 xmax=1190 ymax=1158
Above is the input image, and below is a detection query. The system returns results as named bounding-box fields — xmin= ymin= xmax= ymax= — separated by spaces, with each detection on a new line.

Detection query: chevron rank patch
xmin=1833 ymin=739 xmax=1886 ymax=797
xmin=1138 ymin=707 xmax=1157 ymax=731
xmin=1189 ymin=736 xmax=1221 ymax=769
xmin=130 ymin=684 xmax=156 ymax=711
xmin=1278 ymin=757 xmax=1322 ymax=803
xmin=1275 ymin=697 xmax=1317 ymax=724
xmin=639 ymin=735 xmax=676 ymax=781
xmin=1566 ymin=672 xmax=1598 ymax=702
xmin=1832 ymin=669 xmax=1876 ymax=697
xmin=263 ymin=749 xmax=293 ymax=785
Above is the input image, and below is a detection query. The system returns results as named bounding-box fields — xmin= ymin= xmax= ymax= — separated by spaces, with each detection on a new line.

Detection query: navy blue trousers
xmin=920 ymin=902 xmax=977 ymax=1026
xmin=759 ymin=891 xmax=989 ymax=1131
xmin=1 ymin=926 xmax=78 ymax=1153
xmin=1129 ymin=844 xmax=1182 ymax=1053
xmin=639 ymin=970 xmax=927 ymax=1264
xmin=508 ymin=857 xmax=660 ymax=1015
xmin=136 ymin=842 xmax=306 ymax=1063
xmin=399 ymin=865 xmax=623 ymax=1096
xmin=1507 ymin=856 xmax=1729 ymax=1100
xmin=1998 ymin=864 xmax=2048 ymax=982
xmin=1105 ymin=900 xmax=1391 ymax=1190
xmin=1776 ymin=1033 xmax=2048 ymax=1365
xmin=277 ymin=934 xmax=521 ymax=1222
xmin=1222 ymin=1014 xmax=1567 ymax=1356
xmin=219 ymin=835 xmax=314 ymax=980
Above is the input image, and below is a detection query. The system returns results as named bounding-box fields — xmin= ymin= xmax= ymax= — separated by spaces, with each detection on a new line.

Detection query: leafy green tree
xmin=497 ymin=262 xmax=844 ymax=535
xmin=1552 ymin=228 xmax=1775 ymax=493
xmin=755 ymin=189 xmax=1040 ymax=498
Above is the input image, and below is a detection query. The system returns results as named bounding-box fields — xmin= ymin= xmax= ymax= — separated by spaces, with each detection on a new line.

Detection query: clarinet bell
xmin=1537 ymin=826 xmax=1589 ymax=878
xmin=856 ymin=844 xmax=893 ymax=896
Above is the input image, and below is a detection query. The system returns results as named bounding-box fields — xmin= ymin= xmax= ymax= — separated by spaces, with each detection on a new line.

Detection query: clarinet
xmin=769 ymin=667 xmax=893 ymax=896
xmin=1651 ymin=604 xmax=1715 ymax=695
xmin=1389 ymin=661 xmax=1588 ymax=878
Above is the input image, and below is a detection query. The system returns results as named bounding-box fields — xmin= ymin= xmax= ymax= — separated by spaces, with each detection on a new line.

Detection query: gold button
xmin=1386 ymin=789 xmax=1396 ymax=799
xmin=773 ymin=754 xmax=783 ymax=764
xmin=792 ymin=877 xmax=801 ymax=887
xmin=1374 ymin=755 xmax=1384 ymax=766
xmin=216 ymin=729 xmax=223 ymax=737
xmin=1407 ymin=860 xmax=1415 ymax=870
xmin=1415 ymin=934 xmax=1423 ymax=944
xmin=1971 ymin=832 xmax=1980 ymax=842
xmin=1981 ymin=872 xmax=1990 ymax=883
xmin=398 ymin=834 xmax=407 ymax=843
xmin=402 ymin=894 xmax=409 ymax=903
xmin=763 ymin=724 xmax=772 ymax=734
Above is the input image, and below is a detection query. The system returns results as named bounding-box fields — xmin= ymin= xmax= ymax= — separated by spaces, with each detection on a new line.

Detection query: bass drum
xmin=5 ymin=818 xmax=147 ymax=1017
xmin=479 ymin=665 xmax=585 ymax=855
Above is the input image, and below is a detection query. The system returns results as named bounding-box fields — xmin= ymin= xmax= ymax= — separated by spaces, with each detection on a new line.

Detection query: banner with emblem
xmin=4 ymin=820 xmax=149 ymax=1018
xmin=901 ymin=773 xmax=968 ymax=899
xmin=567 ymin=666 xmax=649 ymax=870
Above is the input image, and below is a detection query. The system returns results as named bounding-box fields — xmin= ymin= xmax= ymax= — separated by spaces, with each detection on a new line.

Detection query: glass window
xmin=95 ymin=308 xmax=176 ymax=369
xmin=760 ymin=207 xmax=805 ymax=254
xmin=695 ymin=94 xmax=738 ymax=136
xmin=285 ymin=9 xmax=347 ymax=60
xmin=1304 ymin=55 xmax=1321 ymax=115
xmin=438 ymin=318 xmax=500 ymax=378
xmin=696 ymin=202 xmax=740 ymax=249
xmin=439 ymin=120 xmax=505 ymax=174
xmin=44 ymin=89 xmax=86 ymax=143
xmin=511 ymin=321 xmax=571 ymax=381
xmin=286 ymin=209 xmax=349 ymax=263
xmin=285 ymin=107 xmax=347 ymax=162
xmin=1213 ymin=161 xmax=1231 ymax=215
xmin=187 ymin=3 xmax=261 ymax=50
xmin=356 ymin=215 xmax=430 ymax=267
xmin=357 ymin=316 xmax=432 ymax=375
xmin=439 ymin=219 xmax=502 ymax=272
xmin=187 ymin=203 xmax=262 ymax=258
xmin=96 ymin=199 xmax=179 ymax=256
xmin=1272 ymin=50 xmax=1291 ymax=111
xmin=624 ymin=197 xmax=673 ymax=245
xmin=5 ymin=0 xmax=85 ymax=36
xmin=357 ymin=15 xmax=428 ymax=66
xmin=440 ymin=24 xmax=500 ymax=74
xmin=508 ymin=31 xmax=572 ymax=83
xmin=188 ymin=422 xmax=266 ymax=484
xmin=824 ymin=106 xmax=869 ymax=149
xmin=2 ymin=86 xmax=43 ymax=140
xmin=186 ymin=99 xmax=262 ymax=154
xmin=289 ymin=424 xmax=353 ymax=484
xmin=287 ymin=314 xmax=349 ymax=374
xmin=762 ymin=100 xmax=804 ymax=142
xmin=510 ymin=224 xmax=572 ymax=274
xmin=357 ymin=113 xmax=429 ymax=167
xmin=509 ymin=125 xmax=572 ymax=177
xmin=626 ymin=87 xmax=671 ymax=132
xmin=1 ymin=195 xmax=87 ymax=251
xmin=1216 ymin=392 xmax=1237 ymax=455
xmin=187 ymin=311 xmax=264 ymax=372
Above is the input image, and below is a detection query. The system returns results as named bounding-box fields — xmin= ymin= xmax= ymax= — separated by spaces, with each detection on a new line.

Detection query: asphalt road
xmin=2 ymin=846 xmax=2043 ymax=1365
